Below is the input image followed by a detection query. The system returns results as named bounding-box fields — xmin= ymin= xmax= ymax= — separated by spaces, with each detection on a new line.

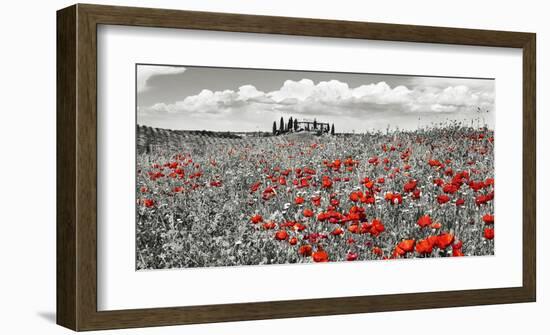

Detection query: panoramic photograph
xmin=135 ymin=64 xmax=495 ymax=270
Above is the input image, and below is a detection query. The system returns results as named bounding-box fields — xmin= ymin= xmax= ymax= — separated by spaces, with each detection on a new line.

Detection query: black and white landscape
xmin=136 ymin=64 xmax=495 ymax=270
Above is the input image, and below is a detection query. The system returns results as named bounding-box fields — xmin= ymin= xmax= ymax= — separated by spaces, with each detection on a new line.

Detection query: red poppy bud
xmin=275 ymin=230 xmax=288 ymax=241
xmin=484 ymin=228 xmax=494 ymax=240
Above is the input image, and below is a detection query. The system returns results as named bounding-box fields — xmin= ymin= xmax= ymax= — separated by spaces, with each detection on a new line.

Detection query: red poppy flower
xmin=412 ymin=189 xmax=421 ymax=199
xmin=346 ymin=252 xmax=358 ymax=261
xmin=292 ymin=222 xmax=306 ymax=232
xmin=363 ymin=179 xmax=374 ymax=189
xmin=372 ymin=246 xmax=383 ymax=256
xmin=303 ymin=208 xmax=314 ymax=217
xmin=317 ymin=212 xmax=328 ymax=222
xmin=143 ymin=199 xmax=154 ymax=208
xmin=289 ymin=237 xmax=298 ymax=245
xmin=427 ymin=235 xmax=439 ymax=247
xmin=304 ymin=167 xmax=316 ymax=175
xmin=262 ymin=221 xmax=276 ymax=230
xmin=262 ymin=186 xmax=277 ymax=200
xmin=172 ymin=186 xmax=184 ymax=193
xmin=250 ymin=181 xmax=262 ymax=193
xmin=435 ymin=233 xmax=454 ymax=249
xmin=321 ymin=176 xmax=333 ymax=188
xmin=417 ymin=215 xmax=432 ymax=228
xmin=279 ymin=221 xmax=294 ymax=229
xmin=298 ymin=244 xmax=312 ymax=256
xmin=148 ymin=171 xmax=165 ymax=181
xmin=433 ymin=178 xmax=444 ymax=186
xmin=359 ymin=223 xmax=370 ymax=234
xmin=346 ymin=211 xmax=361 ymax=222
xmin=428 ymin=159 xmax=443 ymax=168
xmin=443 ymin=183 xmax=459 ymax=194
xmin=275 ymin=230 xmax=289 ymax=241
xmin=431 ymin=222 xmax=442 ymax=229
xmin=330 ymin=159 xmax=342 ymax=170
xmin=139 ymin=186 xmax=148 ymax=193
xmin=455 ymin=198 xmax=465 ymax=206
xmin=294 ymin=196 xmax=305 ymax=205
xmin=452 ymin=249 xmax=465 ymax=257
xmin=458 ymin=170 xmax=470 ymax=180
xmin=311 ymin=195 xmax=321 ymax=207
xmin=475 ymin=193 xmax=493 ymax=205
xmin=403 ymin=180 xmax=417 ymax=193
xmin=331 ymin=227 xmax=344 ymax=236
xmin=469 ymin=181 xmax=486 ymax=192
xmin=393 ymin=247 xmax=405 ymax=257
xmin=298 ymin=178 xmax=310 ymax=188
xmin=312 ymin=250 xmax=329 ymax=262
xmin=484 ymin=228 xmax=495 ymax=240
xmin=348 ymin=224 xmax=359 ymax=234
xmin=250 ymin=214 xmax=263 ymax=224
xmin=397 ymin=239 xmax=415 ymax=253
xmin=385 ymin=192 xmax=403 ymax=205
xmin=349 ymin=191 xmax=362 ymax=202
xmin=482 ymin=214 xmax=494 ymax=224
xmin=370 ymin=219 xmax=385 ymax=236
xmin=437 ymin=194 xmax=451 ymax=204
xmin=360 ymin=193 xmax=375 ymax=204
xmin=415 ymin=239 xmax=433 ymax=254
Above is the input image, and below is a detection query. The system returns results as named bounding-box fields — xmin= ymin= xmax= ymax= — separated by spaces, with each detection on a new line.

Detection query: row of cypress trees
xmin=272 ymin=117 xmax=335 ymax=135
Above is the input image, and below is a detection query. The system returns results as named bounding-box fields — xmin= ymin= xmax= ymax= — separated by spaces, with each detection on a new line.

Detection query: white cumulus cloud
xmin=139 ymin=78 xmax=494 ymax=132
xmin=137 ymin=65 xmax=186 ymax=92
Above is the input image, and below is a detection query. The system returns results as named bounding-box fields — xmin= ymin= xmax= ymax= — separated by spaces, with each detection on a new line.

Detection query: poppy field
xmin=136 ymin=125 xmax=495 ymax=270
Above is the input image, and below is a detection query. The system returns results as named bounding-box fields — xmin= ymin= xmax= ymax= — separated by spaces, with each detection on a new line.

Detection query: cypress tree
xmin=280 ymin=117 xmax=284 ymax=133
xmin=331 ymin=123 xmax=335 ymax=135
xmin=294 ymin=118 xmax=298 ymax=131
xmin=288 ymin=117 xmax=293 ymax=132
xmin=273 ymin=121 xmax=277 ymax=135
xmin=313 ymin=118 xmax=317 ymax=129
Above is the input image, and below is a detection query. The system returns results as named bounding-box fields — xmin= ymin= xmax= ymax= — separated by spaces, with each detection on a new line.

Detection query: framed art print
xmin=57 ymin=4 xmax=536 ymax=331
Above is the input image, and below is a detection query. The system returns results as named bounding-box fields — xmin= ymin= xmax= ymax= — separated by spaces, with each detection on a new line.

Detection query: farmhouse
xmin=296 ymin=119 xmax=330 ymax=132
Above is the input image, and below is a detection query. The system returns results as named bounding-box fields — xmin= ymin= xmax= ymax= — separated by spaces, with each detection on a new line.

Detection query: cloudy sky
xmin=137 ymin=64 xmax=495 ymax=133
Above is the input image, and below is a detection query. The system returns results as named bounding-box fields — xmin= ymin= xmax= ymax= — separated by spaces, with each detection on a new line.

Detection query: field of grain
xmin=136 ymin=125 xmax=494 ymax=270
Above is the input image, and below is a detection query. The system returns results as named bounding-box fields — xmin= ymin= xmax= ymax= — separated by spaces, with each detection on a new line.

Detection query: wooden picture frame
xmin=57 ymin=3 xmax=536 ymax=331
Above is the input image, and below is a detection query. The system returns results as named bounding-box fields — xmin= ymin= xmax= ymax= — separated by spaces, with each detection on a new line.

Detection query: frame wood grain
xmin=57 ymin=3 xmax=536 ymax=331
